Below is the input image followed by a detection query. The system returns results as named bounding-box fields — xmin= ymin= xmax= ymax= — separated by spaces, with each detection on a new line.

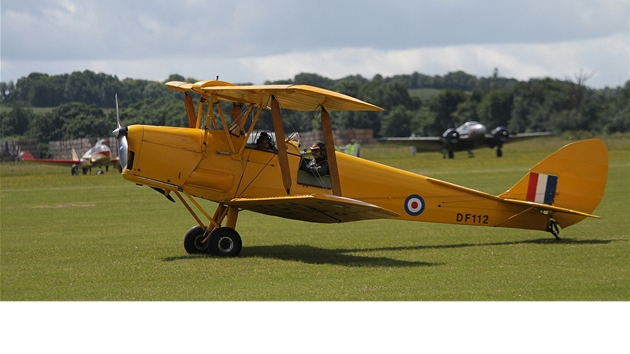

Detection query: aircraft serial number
xmin=456 ymin=213 xmax=489 ymax=224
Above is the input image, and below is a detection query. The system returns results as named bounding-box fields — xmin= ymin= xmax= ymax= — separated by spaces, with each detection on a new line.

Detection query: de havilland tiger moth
xmin=112 ymin=80 xmax=608 ymax=257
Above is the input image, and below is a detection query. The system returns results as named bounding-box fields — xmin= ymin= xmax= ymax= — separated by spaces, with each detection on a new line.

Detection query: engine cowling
xmin=442 ymin=128 xmax=460 ymax=145
xmin=491 ymin=127 xmax=509 ymax=144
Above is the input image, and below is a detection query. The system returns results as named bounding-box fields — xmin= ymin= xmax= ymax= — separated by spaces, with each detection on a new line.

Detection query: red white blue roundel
xmin=404 ymin=194 xmax=425 ymax=216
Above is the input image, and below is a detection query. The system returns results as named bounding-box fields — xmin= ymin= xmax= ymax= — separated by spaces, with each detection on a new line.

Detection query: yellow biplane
xmin=113 ymin=80 xmax=608 ymax=257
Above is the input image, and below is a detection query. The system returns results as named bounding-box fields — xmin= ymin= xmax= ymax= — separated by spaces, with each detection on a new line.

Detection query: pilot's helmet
xmin=310 ymin=141 xmax=326 ymax=157
xmin=257 ymin=132 xmax=271 ymax=145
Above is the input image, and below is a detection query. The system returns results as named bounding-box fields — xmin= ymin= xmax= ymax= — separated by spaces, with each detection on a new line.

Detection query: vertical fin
xmin=499 ymin=139 xmax=607 ymax=228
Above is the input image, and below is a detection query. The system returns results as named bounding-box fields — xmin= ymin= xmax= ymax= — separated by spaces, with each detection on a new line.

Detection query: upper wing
xmin=166 ymin=80 xmax=383 ymax=112
xmin=227 ymin=194 xmax=399 ymax=223
xmin=377 ymin=136 xmax=444 ymax=152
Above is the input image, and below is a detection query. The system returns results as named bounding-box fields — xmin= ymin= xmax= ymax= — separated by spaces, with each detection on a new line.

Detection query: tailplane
xmin=499 ymin=139 xmax=608 ymax=229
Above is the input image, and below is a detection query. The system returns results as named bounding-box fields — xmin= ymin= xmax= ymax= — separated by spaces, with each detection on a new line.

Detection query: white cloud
xmin=1 ymin=0 xmax=628 ymax=88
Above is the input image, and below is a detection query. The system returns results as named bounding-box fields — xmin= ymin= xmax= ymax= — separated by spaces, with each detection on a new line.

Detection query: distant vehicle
xmin=20 ymin=139 xmax=120 ymax=175
xmin=112 ymin=81 xmax=607 ymax=257
xmin=378 ymin=121 xmax=554 ymax=158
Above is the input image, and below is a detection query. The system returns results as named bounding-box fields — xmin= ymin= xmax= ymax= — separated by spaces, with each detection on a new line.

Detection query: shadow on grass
xmin=164 ymin=244 xmax=441 ymax=267
xmin=162 ymin=238 xmax=615 ymax=267
xmin=355 ymin=237 xmax=614 ymax=252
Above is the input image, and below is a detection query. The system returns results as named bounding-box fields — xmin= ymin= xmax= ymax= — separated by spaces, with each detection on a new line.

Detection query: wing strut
xmin=184 ymin=93 xmax=197 ymax=128
xmin=321 ymin=107 xmax=341 ymax=196
xmin=271 ymin=95 xmax=292 ymax=194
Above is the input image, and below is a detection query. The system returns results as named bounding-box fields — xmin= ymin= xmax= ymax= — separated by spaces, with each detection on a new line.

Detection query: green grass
xmin=1 ymin=135 xmax=628 ymax=300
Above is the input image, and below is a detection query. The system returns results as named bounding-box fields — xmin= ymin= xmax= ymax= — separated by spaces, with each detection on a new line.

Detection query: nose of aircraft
xmin=112 ymin=94 xmax=128 ymax=169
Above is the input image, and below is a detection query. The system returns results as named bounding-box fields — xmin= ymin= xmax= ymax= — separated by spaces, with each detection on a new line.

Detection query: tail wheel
xmin=547 ymin=219 xmax=561 ymax=239
xmin=183 ymin=225 xmax=208 ymax=254
xmin=207 ymin=227 xmax=242 ymax=257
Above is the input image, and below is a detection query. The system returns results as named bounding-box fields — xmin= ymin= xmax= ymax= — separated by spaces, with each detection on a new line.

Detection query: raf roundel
xmin=404 ymin=194 xmax=425 ymax=216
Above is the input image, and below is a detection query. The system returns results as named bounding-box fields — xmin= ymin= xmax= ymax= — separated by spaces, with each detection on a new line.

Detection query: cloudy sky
xmin=2 ymin=0 xmax=628 ymax=88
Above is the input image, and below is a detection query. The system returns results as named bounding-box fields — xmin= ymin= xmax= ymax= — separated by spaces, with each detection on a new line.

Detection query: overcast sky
xmin=2 ymin=0 xmax=628 ymax=88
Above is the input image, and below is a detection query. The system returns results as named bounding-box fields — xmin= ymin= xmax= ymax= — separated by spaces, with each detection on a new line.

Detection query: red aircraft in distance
xmin=20 ymin=139 xmax=121 ymax=175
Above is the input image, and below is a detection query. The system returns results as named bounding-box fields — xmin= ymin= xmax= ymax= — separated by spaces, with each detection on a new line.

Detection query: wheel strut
xmin=547 ymin=219 xmax=561 ymax=239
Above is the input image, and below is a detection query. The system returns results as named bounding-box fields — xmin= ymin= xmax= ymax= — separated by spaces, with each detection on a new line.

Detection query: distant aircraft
xmin=112 ymin=81 xmax=607 ymax=257
xmin=20 ymin=139 xmax=120 ymax=175
xmin=378 ymin=121 xmax=554 ymax=158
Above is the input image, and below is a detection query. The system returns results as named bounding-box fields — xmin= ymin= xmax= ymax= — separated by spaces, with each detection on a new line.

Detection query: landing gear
xmin=547 ymin=219 xmax=561 ymax=239
xmin=496 ymin=147 xmax=503 ymax=157
xmin=175 ymin=192 xmax=243 ymax=256
xmin=183 ymin=225 xmax=208 ymax=254
xmin=207 ymin=227 xmax=242 ymax=257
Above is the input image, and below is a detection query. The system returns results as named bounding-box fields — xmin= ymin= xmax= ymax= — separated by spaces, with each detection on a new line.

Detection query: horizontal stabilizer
xmin=228 ymin=194 xmax=399 ymax=223
xmin=501 ymin=198 xmax=599 ymax=218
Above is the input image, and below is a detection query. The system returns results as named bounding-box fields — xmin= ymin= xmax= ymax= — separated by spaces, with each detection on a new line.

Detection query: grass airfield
xmin=1 ymin=135 xmax=628 ymax=301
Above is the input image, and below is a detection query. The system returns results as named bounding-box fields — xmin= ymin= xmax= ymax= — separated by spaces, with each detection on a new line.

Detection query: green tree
xmin=380 ymin=105 xmax=413 ymax=137
xmin=477 ymin=89 xmax=514 ymax=128
xmin=425 ymin=89 xmax=467 ymax=135
xmin=0 ymin=101 xmax=33 ymax=137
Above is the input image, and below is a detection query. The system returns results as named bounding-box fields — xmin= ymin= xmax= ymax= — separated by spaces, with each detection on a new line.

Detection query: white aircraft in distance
xmin=378 ymin=121 xmax=554 ymax=158
xmin=20 ymin=139 xmax=121 ymax=175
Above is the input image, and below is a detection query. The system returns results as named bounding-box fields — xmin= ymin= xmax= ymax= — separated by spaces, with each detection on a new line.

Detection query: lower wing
xmin=20 ymin=152 xmax=80 ymax=166
xmin=228 ymin=194 xmax=400 ymax=223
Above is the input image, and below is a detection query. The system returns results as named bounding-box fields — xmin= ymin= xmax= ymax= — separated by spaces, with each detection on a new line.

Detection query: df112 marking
xmin=456 ymin=213 xmax=489 ymax=224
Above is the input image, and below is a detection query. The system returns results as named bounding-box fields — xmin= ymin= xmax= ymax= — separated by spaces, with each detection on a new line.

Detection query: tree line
xmin=1 ymin=70 xmax=628 ymax=156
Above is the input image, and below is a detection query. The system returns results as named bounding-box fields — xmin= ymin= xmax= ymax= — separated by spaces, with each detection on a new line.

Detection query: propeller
xmin=112 ymin=94 xmax=128 ymax=169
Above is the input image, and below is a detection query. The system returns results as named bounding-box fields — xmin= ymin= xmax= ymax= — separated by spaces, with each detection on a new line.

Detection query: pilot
xmin=256 ymin=132 xmax=275 ymax=151
xmin=300 ymin=141 xmax=329 ymax=176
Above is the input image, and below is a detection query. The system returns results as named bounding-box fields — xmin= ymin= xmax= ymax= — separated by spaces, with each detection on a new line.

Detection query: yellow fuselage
xmin=122 ymin=125 xmax=551 ymax=232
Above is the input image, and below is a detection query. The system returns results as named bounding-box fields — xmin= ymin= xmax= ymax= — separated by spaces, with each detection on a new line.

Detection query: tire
xmin=207 ymin=227 xmax=242 ymax=257
xmin=183 ymin=225 xmax=207 ymax=254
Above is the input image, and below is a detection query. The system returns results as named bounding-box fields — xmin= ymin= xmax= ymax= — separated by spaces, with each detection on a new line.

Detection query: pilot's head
xmin=310 ymin=141 xmax=326 ymax=157
xmin=257 ymin=132 xmax=272 ymax=147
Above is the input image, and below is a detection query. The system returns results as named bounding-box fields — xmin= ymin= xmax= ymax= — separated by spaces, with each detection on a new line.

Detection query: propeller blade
xmin=112 ymin=94 xmax=128 ymax=169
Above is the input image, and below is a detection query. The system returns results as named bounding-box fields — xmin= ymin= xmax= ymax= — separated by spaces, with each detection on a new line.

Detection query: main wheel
xmin=207 ymin=227 xmax=242 ymax=257
xmin=183 ymin=225 xmax=208 ymax=254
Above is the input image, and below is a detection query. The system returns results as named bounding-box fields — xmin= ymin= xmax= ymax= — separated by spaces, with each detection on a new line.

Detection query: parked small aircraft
xmin=113 ymin=81 xmax=607 ymax=257
xmin=20 ymin=139 xmax=120 ymax=175
xmin=378 ymin=121 xmax=554 ymax=158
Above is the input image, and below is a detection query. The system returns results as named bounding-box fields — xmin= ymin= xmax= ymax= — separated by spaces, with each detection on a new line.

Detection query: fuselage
xmin=79 ymin=143 xmax=114 ymax=168
xmin=121 ymin=125 xmax=549 ymax=232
